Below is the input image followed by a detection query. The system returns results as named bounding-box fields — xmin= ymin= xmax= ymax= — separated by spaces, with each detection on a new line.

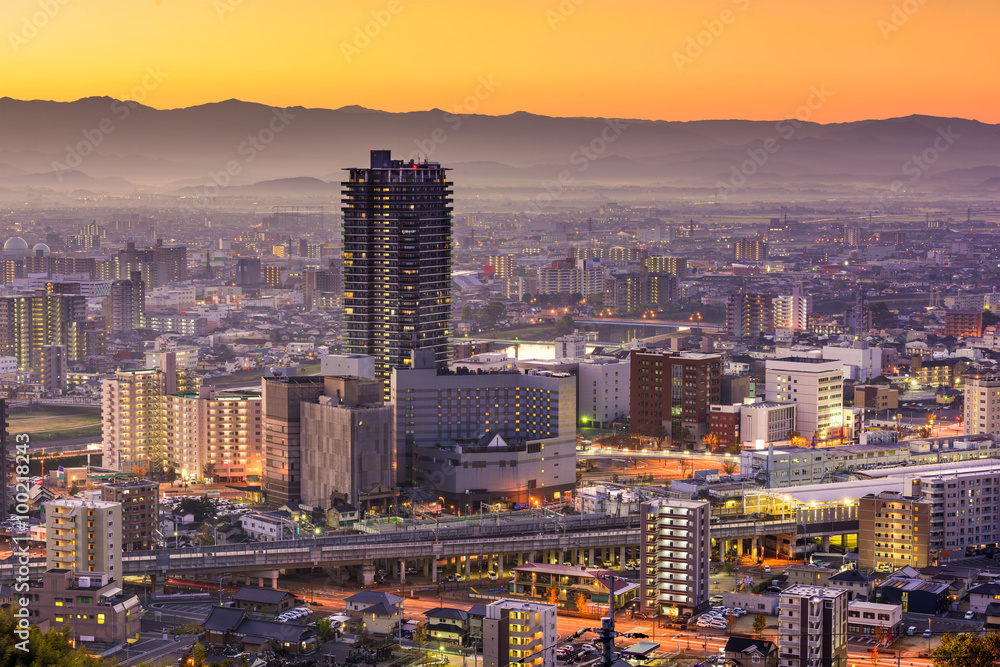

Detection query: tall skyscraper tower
xmin=342 ymin=150 xmax=453 ymax=389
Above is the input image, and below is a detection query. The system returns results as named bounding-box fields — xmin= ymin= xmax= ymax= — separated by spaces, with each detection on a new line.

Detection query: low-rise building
xmin=723 ymin=637 xmax=778 ymax=667
xmin=509 ymin=563 xmax=637 ymax=613
xmin=966 ymin=582 xmax=1000 ymax=614
xmin=847 ymin=601 xmax=902 ymax=639
xmin=231 ymin=587 xmax=296 ymax=617
xmin=32 ymin=569 xmax=142 ymax=649
xmin=240 ymin=511 xmax=295 ymax=542
xmin=876 ymin=578 xmax=949 ymax=615
xmin=827 ymin=569 xmax=874 ymax=602
xmin=424 ymin=607 xmax=470 ymax=645
xmin=201 ymin=606 xmax=317 ymax=654
xmin=855 ymin=385 xmax=899 ymax=412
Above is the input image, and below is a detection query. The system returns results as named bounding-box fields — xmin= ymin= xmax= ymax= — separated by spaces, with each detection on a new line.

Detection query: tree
xmin=193 ymin=641 xmax=207 ymax=667
xmin=164 ymin=466 xmax=178 ymax=484
xmin=548 ymin=586 xmax=559 ymax=606
xmin=0 ymin=610 xmax=105 ymax=667
xmin=575 ymin=593 xmax=587 ymax=613
xmin=931 ymin=632 xmax=999 ymax=667
xmin=413 ymin=621 xmax=429 ymax=649
xmin=202 ymin=461 xmax=216 ymax=482
xmin=178 ymin=496 xmax=216 ymax=522
xmin=721 ymin=460 xmax=738 ymax=476
xmin=983 ymin=308 xmax=1000 ymax=331
xmin=702 ymin=433 xmax=720 ymax=451
xmin=68 ymin=483 xmax=80 ymax=496
xmin=726 ymin=437 xmax=742 ymax=456
xmin=651 ymin=424 xmax=668 ymax=448
xmin=753 ymin=613 xmax=767 ymax=638
xmin=316 ymin=617 xmax=334 ymax=641
xmin=555 ymin=315 xmax=575 ymax=335
xmin=676 ymin=457 xmax=694 ymax=479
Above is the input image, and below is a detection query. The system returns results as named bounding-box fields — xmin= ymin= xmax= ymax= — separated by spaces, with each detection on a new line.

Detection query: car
xmin=763 ymin=566 xmax=771 ymax=573
xmin=923 ymin=629 xmax=932 ymax=638
xmin=907 ymin=626 xmax=917 ymax=636
xmin=965 ymin=611 xmax=976 ymax=620
xmin=709 ymin=595 xmax=724 ymax=605
xmin=710 ymin=620 xmax=728 ymax=629
xmin=487 ymin=571 xmax=498 ymax=580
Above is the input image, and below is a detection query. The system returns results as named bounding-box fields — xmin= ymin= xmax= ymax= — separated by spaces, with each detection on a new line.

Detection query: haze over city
xmin=1 ymin=2 xmax=999 ymax=667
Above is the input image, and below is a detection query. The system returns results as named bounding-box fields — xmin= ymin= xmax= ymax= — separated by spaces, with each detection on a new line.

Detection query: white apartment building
xmin=822 ymin=343 xmax=884 ymax=382
xmin=640 ymin=498 xmax=711 ymax=619
xmin=765 ymin=357 xmax=843 ymax=443
xmin=577 ymin=356 xmax=630 ymax=429
xmin=741 ymin=401 xmax=797 ymax=446
xmin=46 ymin=498 xmax=122 ymax=576
xmin=162 ymin=387 xmax=263 ymax=483
xmin=536 ymin=259 xmax=604 ymax=296
xmin=778 ymin=586 xmax=848 ymax=667
xmin=320 ymin=353 xmax=376 ymax=379
xmin=774 ymin=288 xmax=811 ymax=331
xmin=964 ymin=375 xmax=1000 ymax=435
xmin=145 ymin=346 xmax=199 ymax=372
xmin=483 ymin=600 xmax=557 ymax=667
xmin=101 ymin=369 xmax=164 ymax=473
xmin=240 ymin=512 xmax=296 ymax=542
xmin=554 ymin=334 xmax=587 ymax=360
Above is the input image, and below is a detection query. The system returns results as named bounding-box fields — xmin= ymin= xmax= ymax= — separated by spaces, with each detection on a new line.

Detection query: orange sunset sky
xmin=3 ymin=0 xmax=998 ymax=123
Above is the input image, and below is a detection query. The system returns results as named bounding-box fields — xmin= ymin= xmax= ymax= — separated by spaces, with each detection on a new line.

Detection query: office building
xmin=855 ymin=385 xmax=899 ymax=412
xmin=964 ymin=375 xmax=1000 ymax=435
xmin=554 ymin=334 xmax=586 ymax=360
xmin=391 ymin=349 xmax=576 ymax=504
xmin=734 ymin=238 xmax=767 ymax=262
xmin=300 ymin=377 xmax=393 ymax=508
xmin=262 ymin=376 xmax=326 ymax=505
xmin=483 ymin=600 xmax=557 ymax=667
xmin=342 ymin=149 xmax=453 ymax=391
xmin=740 ymin=401 xmax=797 ymax=446
xmin=163 ymin=387 xmax=263 ymax=483
xmin=101 ymin=369 xmax=164 ymax=473
xmin=765 ymin=358 xmax=843 ymax=443
xmin=45 ymin=498 xmax=122 ymax=575
xmin=33 ymin=570 xmax=142 ymax=648
xmin=727 ymin=292 xmax=774 ymax=338
xmin=639 ymin=498 xmax=711 ymax=620
xmin=630 ymin=350 xmax=722 ymax=448
xmin=777 ymin=585 xmax=848 ymax=667
xmin=577 ymin=356 xmax=630 ymax=429
xmin=822 ymin=343 xmax=883 ymax=382
xmin=100 ymin=479 xmax=159 ymax=551
xmin=236 ymin=257 xmax=262 ymax=286
xmin=945 ymin=309 xmax=983 ymax=338
xmin=858 ymin=491 xmax=932 ymax=572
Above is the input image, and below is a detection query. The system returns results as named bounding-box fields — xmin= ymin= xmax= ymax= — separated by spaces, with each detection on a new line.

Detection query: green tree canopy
xmin=931 ymin=632 xmax=1000 ymax=667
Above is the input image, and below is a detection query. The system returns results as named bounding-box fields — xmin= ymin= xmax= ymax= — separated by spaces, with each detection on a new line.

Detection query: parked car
xmin=907 ymin=626 xmax=917 ymax=636
xmin=923 ymin=629 xmax=932 ymax=638
xmin=965 ymin=611 xmax=976 ymax=620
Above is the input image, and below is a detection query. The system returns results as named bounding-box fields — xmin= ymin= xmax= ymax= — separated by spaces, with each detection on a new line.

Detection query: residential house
xmin=828 ymin=569 xmax=874 ymax=602
xmin=231 ymin=587 xmax=296 ymax=617
xmin=424 ymin=607 xmax=469 ymax=645
xmin=201 ymin=606 xmax=316 ymax=654
xmin=723 ymin=637 xmax=778 ymax=667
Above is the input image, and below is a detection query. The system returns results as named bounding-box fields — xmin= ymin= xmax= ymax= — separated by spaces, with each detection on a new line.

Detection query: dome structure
xmin=32 ymin=243 xmax=51 ymax=257
xmin=3 ymin=237 xmax=29 ymax=257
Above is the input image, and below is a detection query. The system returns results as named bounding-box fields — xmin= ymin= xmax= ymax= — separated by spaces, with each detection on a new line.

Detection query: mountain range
xmin=0 ymin=97 xmax=997 ymax=196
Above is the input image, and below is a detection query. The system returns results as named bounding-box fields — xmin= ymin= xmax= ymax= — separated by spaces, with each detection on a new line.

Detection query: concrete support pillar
xmin=589 ymin=548 xmax=595 ymax=567
xmin=753 ymin=537 xmax=761 ymax=561
xmin=431 ymin=558 xmax=438 ymax=583
xmin=528 ymin=551 xmax=536 ymax=564
xmin=423 ymin=560 xmax=430 ymax=578
xmin=499 ymin=553 xmax=505 ymax=579
xmin=258 ymin=577 xmax=266 ymax=588
xmin=465 ymin=557 xmax=471 ymax=579
xmin=400 ymin=559 xmax=406 ymax=585
xmin=361 ymin=563 xmax=376 ymax=587
xmin=822 ymin=536 xmax=830 ymax=552
xmin=150 ymin=574 xmax=165 ymax=596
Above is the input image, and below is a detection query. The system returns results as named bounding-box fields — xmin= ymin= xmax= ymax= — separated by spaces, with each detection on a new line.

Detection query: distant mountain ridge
xmin=0 ymin=97 xmax=996 ymax=195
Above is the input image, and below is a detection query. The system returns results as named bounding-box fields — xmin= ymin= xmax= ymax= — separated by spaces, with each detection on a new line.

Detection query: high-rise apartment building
xmin=639 ymin=498 xmax=710 ymax=620
xmin=108 ymin=270 xmax=146 ymax=333
xmin=858 ymin=491 xmax=932 ymax=572
xmin=774 ymin=287 xmax=812 ymax=331
xmin=537 ymin=258 xmax=604 ymax=296
xmin=163 ymin=387 xmax=263 ymax=483
xmin=777 ymin=585 xmax=848 ymax=667
xmin=727 ymin=292 xmax=774 ymax=338
xmin=262 ymin=376 xmax=326 ymax=505
xmin=483 ymin=600 xmax=557 ymax=667
xmin=964 ymin=375 xmax=1000 ymax=435
xmin=644 ymin=256 xmax=687 ymax=277
xmin=114 ymin=240 xmax=187 ymax=287
xmin=488 ymin=255 xmax=515 ymax=281
xmin=342 ymin=150 xmax=453 ymax=390
xmin=734 ymin=238 xmax=767 ymax=262
xmin=100 ymin=479 xmax=160 ymax=551
xmin=604 ymin=272 xmax=645 ymax=312
xmin=39 ymin=343 xmax=68 ymax=395
xmin=300 ymin=376 xmax=393 ymax=508
xmin=236 ymin=257 xmax=262 ymax=285
xmin=102 ymin=369 xmax=164 ymax=473
xmin=944 ymin=309 xmax=983 ymax=338
xmin=45 ymin=498 xmax=122 ymax=575
xmin=630 ymin=350 xmax=722 ymax=447
xmin=0 ymin=291 xmax=88 ymax=370
xmin=765 ymin=358 xmax=844 ymax=443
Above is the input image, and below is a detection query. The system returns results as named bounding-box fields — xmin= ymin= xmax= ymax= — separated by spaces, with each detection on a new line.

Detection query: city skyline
xmin=3 ymin=0 xmax=997 ymax=123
